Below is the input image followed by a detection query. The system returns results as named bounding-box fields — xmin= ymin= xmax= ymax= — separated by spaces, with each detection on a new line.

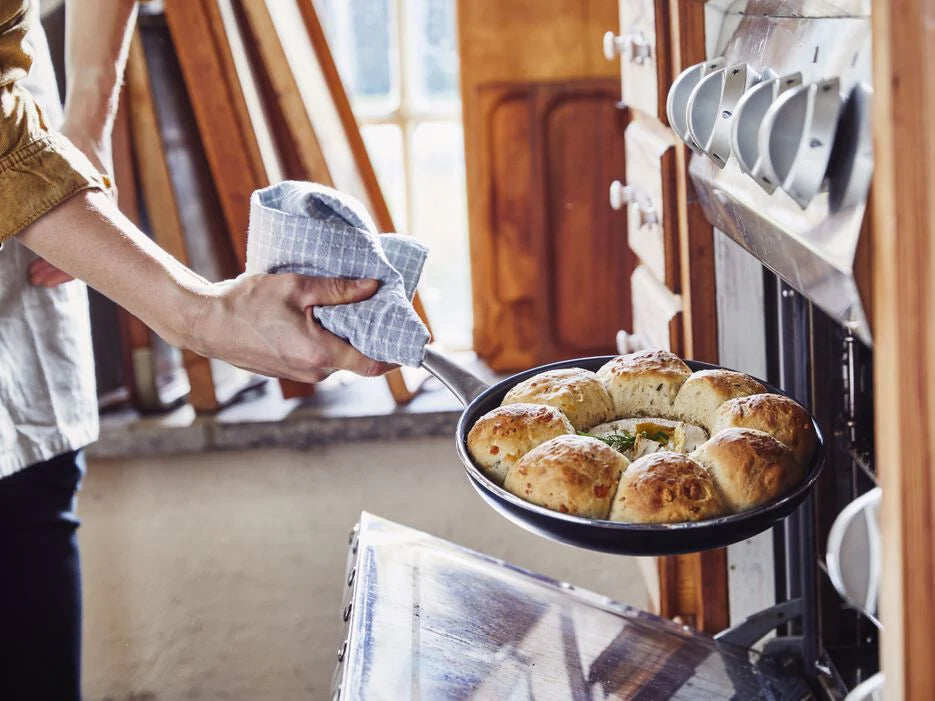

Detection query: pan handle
xmin=421 ymin=347 xmax=490 ymax=406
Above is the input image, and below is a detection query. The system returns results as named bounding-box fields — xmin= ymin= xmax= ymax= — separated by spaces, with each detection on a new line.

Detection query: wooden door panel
xmin=474 ymin=79 xmax=634 ymax=371
xmin=486 ymin=91 xmax=546 ymax=370
xmin=545 ymin=92 xmax=630 ymax=353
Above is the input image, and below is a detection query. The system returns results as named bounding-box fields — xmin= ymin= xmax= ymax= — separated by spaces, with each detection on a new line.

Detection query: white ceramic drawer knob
xmin=616 ymin=329 xmax=649 ymax=354
xmin=603 ymin=31 xmax=625 ymax=61
xmin=604 ymin=30 xmax=651 ymax=64
xmin=609 ymin=181 xmax=657 ymax=228
xmin=609 ymin=180 xmax=636 ymax=210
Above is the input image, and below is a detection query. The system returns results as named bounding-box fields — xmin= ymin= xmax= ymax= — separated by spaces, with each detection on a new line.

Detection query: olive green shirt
xmin=0 ymin=0 xmax=105 ymax=243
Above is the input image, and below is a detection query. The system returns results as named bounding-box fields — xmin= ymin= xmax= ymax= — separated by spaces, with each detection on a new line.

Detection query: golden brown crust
xmin=502 ymin=368 xmax=614 ymax=431
xmin=597 ymin=351 xmax=692 ymax=419
xmin=609 ymin=452 xmax=726 ymax=523
xmin=671 ymin=369 xmax=768 ymax=431
xmin=503 ymin=435 xmax=629 ymax=519
xmin=484 ymin=356 xmax=815 ymax=522
xmin=690 ymin=427 xmax=803 ymax=511
xmin=466 ymin=403 xmax=575 ymax=485
xmin=599 ymin=350 xmax=692 ymax=377
xmin=711 ymin=394 xmax=818 ymax=466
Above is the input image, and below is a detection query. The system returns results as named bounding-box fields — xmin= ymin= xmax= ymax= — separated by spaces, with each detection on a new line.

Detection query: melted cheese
xmin=588 ymin=417 xmax=708 ymax=460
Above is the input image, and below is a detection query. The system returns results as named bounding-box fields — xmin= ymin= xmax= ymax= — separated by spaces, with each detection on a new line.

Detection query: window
xmin=314 ymin=0 xmax=472 ymax=349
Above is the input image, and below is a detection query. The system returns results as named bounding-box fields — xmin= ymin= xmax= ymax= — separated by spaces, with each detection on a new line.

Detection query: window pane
xmin=360 ymin=124 xmax=408 ymax=230
xmin=411 ymin=122 xmax=471 ymax=348
xmin=313 ymin=0 xmax=398 ymax=115
xmin=408 ymin=0 xmax=459 ymax=108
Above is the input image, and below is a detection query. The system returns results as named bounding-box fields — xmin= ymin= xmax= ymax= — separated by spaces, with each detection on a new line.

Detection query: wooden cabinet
xmin=471 ymin=79 xmax=634 ymax=370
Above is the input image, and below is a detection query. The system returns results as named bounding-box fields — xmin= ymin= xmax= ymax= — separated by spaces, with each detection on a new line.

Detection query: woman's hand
xmin=187 ymin=273 xmax=397 ymax=382
xmin=18 ymin=191 xmax=396 ymax=383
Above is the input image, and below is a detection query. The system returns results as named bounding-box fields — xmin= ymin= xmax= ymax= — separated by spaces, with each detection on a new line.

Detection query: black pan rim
xmin=455 ymin=354 xmax=825 ymax=535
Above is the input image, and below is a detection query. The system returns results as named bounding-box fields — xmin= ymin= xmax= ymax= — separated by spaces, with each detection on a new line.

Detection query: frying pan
xmin=422 ymin=348 xmax=825 ymax=556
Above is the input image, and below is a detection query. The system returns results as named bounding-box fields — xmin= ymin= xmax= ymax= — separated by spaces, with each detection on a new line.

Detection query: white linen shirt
xmin=0 ymin=6 xmax=98 ymax=478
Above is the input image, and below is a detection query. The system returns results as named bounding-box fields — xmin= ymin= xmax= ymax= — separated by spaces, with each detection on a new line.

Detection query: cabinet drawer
xmin=631 ymin=265 xmax=682 ymax=352
xmin=614 ymin=0 xmax=671 ymax=121
xmin=623 ymin=119 xmax=678 ymax=290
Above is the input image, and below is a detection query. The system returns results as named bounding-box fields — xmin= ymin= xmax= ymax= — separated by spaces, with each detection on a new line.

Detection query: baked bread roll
xmin=596 ymin=350 xmax=692 ymax=419
xmin=467 ymin=403 xmax=575 ymax=485
xmin=502 ymin=368 xmax=614 ymax=431
xmin=711 ymin=394 xmax=818 ymax=466
xmin=690 ymin=427 xmax=803 ymax=511
xmin=609 ymin=452 xmax=726 ymax=523
xmin=671 ymin=369 xmax=767 ymax=432
xmin=503 ymin=435 xmax=629 ymax=519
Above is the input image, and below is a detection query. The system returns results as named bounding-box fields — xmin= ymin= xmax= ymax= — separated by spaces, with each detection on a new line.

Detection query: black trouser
xmin=0 ymin=451 xmax=85 ymax=701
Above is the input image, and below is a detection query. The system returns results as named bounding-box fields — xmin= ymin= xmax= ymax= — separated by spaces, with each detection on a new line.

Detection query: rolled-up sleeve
xmin=0 ymin=0 xmax=105 ymax=243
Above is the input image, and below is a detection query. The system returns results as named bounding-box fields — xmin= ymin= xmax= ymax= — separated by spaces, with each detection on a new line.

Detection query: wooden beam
xmin=125 ymin=31 xmax=220 ymax=412
xmin=164 ymin=0 xmax=267 ymax=268
xmin=235 ymin=0 xmax=332 ymax=187
xmin=111 ymin=84 xmax=157 ymax=410
xmin=870 ymin=1 xmax=935 ymax=698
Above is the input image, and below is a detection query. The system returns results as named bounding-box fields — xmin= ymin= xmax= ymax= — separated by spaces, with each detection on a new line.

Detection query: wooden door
xmin=459 ymin=0 xmax=625 ymax=372
xmin=472 ymin=79 xmax=634 ymax=370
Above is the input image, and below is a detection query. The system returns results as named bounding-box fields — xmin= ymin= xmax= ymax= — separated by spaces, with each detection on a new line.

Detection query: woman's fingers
xmin=28 ymin=259 xmax=75 ymax=287
xmin=289 ymin=275 xmax=379 ymax=309
xmin=300 ymin=308 xmax=393 ymax=377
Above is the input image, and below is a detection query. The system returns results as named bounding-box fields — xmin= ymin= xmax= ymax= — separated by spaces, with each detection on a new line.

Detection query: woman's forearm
xmin=63 ymin=0 xmax=138 ymax=147
xmin=20 ymin=191 xmax=207 ymax=348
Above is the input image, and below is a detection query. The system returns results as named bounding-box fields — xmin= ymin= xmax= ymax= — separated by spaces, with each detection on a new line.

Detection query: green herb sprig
xmin=578 ymin=428 xmax=672 ymax=454
xmin=642 ymin=429 xmax=672 ymax=444
xmin=578 ymin=430 xmax=636 ymax=453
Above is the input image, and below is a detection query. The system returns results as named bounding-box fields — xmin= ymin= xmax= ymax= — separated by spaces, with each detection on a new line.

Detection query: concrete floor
xmin=79 ymin=438 xmax=649 ymax=700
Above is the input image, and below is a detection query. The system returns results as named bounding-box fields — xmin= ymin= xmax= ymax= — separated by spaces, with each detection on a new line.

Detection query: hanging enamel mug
xmin=825 ymin=486 xmax=882 ymax=627
xmin=686 ymin=62 xmax=760 ymax=168
xmin=666 ymin=57 xmax=726 ymax=154
xmin=730 ymin=72 xmax=802 ymax=192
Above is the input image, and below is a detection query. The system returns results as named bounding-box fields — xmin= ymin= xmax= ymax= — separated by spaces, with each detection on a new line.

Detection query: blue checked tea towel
xmin=246 ymin=181 xmax=430 ymax=367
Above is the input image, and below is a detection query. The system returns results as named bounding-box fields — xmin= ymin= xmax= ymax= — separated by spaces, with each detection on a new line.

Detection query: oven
xmin=682 ymin=1 xmax=880 ymax=697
